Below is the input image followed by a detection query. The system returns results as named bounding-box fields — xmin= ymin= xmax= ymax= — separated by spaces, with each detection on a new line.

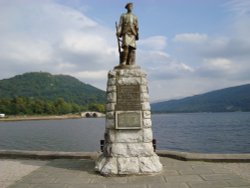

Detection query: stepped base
xmin=95 ymin=154 xmax=162 ymax=176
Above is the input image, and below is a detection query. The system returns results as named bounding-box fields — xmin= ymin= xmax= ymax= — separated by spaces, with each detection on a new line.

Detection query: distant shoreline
xmin=0 ymin=114 xmax=82 ymax=122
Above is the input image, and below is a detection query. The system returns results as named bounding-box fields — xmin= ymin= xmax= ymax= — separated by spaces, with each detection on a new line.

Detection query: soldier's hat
xmin=125 ymin=2 xmax=133 ymax=9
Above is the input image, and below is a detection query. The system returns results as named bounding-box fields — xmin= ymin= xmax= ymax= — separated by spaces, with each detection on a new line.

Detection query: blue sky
xmin=0 ymin=0 xmax=250 ymax=101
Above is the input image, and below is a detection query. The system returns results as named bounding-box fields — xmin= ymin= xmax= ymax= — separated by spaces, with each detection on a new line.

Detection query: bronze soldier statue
xmin=116 ymin=3 xmax=139 ymax=66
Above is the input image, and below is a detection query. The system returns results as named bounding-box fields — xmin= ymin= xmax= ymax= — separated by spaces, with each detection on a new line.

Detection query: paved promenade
xmin=1 ymin=156 xmax=250 ymax=188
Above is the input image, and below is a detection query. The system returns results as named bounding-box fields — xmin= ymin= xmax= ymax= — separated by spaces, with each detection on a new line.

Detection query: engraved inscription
xmin=116 ymin=111 xmax=142 ymax=129
xmin=116 ymin=84 xmax=141 ymax=110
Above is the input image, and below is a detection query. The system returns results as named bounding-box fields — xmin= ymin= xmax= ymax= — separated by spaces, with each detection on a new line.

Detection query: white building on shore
xmin=0 ymin=114 xmax=5 ymax=118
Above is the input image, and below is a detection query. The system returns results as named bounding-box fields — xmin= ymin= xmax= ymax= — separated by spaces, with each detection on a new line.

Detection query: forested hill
xmin=0 ymin=72 xmax=105 ymax=105
xmin=151 ymin=84 xmax=250 ymax=113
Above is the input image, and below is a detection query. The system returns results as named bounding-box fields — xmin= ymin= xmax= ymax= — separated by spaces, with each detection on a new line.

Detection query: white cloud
xmin=173 ymin=33 xmax=208 ymax=43
xmin=137 ymin=49 xmax=193 ymax=81
xmin=225 ymin=0 xmax=250 ymax=16
xmin=138 ymin=36 xmax=167 ymax=51
xmin=0 ymin=0 xmax=117 ymax=90
xmin=148 ymin=0 xmax=250 ymax=100
xmin=0 ymin=38 xmax=53 ymax=63
xmin=71 ymin=70 xmax=107 ymax=80
xmin=59 ymin=30 xmax=116 ymax=58
xmin=205 ymin=58 xmax=232 ymax=70
xmin=196 ymin=58 xmax=234 ymax=78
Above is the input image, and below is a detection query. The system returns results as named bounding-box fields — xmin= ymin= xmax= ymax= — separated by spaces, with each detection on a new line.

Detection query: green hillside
xmin=151 ymin=84 xmax=250 ymax=113
xmin=0 ymin=72 xmax=105 ymax=105
xmin=0 ymin=72 xmax=106 ymax=115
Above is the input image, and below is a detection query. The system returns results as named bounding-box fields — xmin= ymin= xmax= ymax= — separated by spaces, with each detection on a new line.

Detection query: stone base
xmin=114 ymin=64 xmax=140 ymax=70
xmin=95 ymin=66 xmax=163 ymax=176
xmin=95 ymin=154 xmax=162 ymax=176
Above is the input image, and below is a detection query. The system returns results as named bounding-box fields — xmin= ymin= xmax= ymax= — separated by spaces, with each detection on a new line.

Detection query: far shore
xmin=0 ymin=114 xmax=83 ymax=122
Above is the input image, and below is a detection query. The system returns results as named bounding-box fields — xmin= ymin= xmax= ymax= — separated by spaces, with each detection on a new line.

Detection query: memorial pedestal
xmin=95 ymin=66 xmax=162 ymax=175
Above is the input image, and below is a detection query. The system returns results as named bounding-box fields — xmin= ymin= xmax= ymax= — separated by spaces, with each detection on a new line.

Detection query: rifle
xmin=115 ymin=22 xmax=121 ymax=54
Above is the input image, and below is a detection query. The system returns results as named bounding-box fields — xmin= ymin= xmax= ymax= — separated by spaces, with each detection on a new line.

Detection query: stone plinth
xmin=95 ymin=66 xmax=162 ymax=176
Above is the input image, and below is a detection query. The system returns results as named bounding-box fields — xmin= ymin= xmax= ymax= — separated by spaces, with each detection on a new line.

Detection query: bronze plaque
xmin=116 ymin=84 xmax=141 ymax=110
xmin=116 ymin=111 xmax=142 ymax=129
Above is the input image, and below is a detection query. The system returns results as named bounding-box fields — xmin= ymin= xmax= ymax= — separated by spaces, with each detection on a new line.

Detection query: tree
xmin=88 ymin=103 xmax=105 ymax=113
xmin=0 ymin=97 xmax=93 ymax=115
xmin=0 ymin=99 xmax=11 ymax=114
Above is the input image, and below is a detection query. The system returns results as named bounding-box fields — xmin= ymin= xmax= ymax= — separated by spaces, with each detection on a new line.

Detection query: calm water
xmin=0 ymin=112 xmax=250 ymax=153
xmin=152 ymin=112 xmax=250 ymax=153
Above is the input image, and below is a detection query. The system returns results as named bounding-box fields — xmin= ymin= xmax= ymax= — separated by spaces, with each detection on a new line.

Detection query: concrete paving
xmin=0 ymin=157 xmax=250 ymax=188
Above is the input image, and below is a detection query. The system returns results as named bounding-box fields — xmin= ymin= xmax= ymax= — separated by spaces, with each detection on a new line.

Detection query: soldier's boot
xmin=127 ymin=49 xmax=135 ymax=65
xmin=121 ymin=48 xmax=129 ymax=65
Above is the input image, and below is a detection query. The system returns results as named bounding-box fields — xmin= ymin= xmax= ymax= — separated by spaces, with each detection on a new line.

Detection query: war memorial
xmin=0 ymin=3 xmax=250 ymax=188
xmin=95 ymin=2 xmax=162 ymax=175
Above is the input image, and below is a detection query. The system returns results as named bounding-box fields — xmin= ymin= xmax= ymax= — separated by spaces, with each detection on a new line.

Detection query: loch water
xmin=0 ymin=112 xmax=250 ymax=153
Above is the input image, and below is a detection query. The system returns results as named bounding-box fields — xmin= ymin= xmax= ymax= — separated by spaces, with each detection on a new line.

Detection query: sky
xmin=0 ymin=0 xmax=250 ymax=101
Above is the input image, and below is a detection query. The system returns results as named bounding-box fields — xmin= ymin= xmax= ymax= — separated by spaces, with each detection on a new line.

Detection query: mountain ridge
xmin=0 ymin=72 xmax=106 ymax=106
xmin=151 ymin=84 xmax=250 ymax=113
